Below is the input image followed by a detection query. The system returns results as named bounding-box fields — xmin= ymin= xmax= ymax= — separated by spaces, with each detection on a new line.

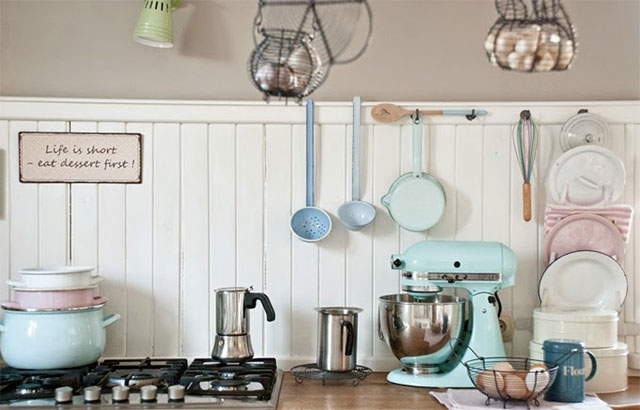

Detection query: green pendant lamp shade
xmin=133 ymin=0 xmax=182 ymax=48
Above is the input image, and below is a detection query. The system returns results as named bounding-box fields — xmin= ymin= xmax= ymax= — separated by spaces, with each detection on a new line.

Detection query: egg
xmin=534 ymin=53 xmax=554 ymax=72
xmin=520 ymin=54 xmax=535 ymax=71
xmin=493 ymin=361 xmax=515 ymax=372
xmin=484 ymin=32 xmax=497 ymax=53
xmin=507 ymin=52 xmax=522 ymax=70
xmin=515 ymin=38 xmax=537 ymax=54
xmin=255 ymin=63 xmax=294 ymax=93
xmin=496 ymin=31 xmax=518 ymax=51
xmin=504 ymin=374 xmax=530 ymax=399
xmin=514 ymin=370 xmax=529 ymax=381
xmin=526 ymin=364 xmax=550 ymax=393
xmin=477 ymin=370 xmax=505 ymax=398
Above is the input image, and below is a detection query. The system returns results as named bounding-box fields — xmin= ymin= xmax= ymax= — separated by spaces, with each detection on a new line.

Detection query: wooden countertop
xmin=277 ymin=373 xmax=640 ymax=409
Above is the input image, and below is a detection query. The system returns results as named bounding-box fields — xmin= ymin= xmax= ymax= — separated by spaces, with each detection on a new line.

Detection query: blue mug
xmin=543 ymin=339 xmax=597 ymax=403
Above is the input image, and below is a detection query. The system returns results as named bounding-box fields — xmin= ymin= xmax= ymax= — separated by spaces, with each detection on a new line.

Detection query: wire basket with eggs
xmin=484 ymin=0 xmax=578 ymax=72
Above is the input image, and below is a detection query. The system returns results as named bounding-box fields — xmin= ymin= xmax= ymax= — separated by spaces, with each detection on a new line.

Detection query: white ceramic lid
xmin=543 ymin=213 xmax=625 ymax=263
xmin=530 ymin=340 xmax=628 ymax=357
xmin=18 ymin=266 xmax=94 ymax=275
xmin=547 ymin=146 xmax=625 ymax=206
xmin=559 ymin=111 xmax=611 ymax=152
xmin=538 ymin=250 xmax=627 ymax=311
xmin=533 ymin=306 xmax=618 ymax=322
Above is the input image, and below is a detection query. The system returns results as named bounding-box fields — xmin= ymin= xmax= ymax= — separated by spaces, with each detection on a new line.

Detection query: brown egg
xmin=514 ymin=370 xmax=529 ymax=381
xmin=504 ymin=374 xmax=530 ymax=399
xmin=477 ymin=370 xmax=505 ymax=398
xmin=493 ymin=361 xmax=515 ymax=372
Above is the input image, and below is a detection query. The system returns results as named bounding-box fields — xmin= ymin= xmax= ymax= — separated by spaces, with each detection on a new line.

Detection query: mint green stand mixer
xmin=379 ymin=240 xmax=517 ymax=388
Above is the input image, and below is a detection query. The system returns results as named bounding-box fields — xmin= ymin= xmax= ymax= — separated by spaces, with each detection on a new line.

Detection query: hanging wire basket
xmin=248 ymin=28 xmax=326 ymax=101
xmin=248 ymin=0 xmax=373 ymax=101
xmin=484 ymin=0 xmax=577 ymax=72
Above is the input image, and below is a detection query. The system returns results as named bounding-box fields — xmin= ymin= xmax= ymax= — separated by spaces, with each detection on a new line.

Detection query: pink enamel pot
xmin=10 ymin=286 xmax=103 ymax=310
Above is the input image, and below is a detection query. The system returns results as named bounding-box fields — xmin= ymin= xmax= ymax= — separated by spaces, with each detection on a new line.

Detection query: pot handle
xmin=92 ymin=296 xmax=108 ymax=306
xmin=6 ymin=280 xmax=26 ymax=288
xmin=244 ymin=292 xmax=276 ymax=322
xmin=585 ymin=350 xmax=597 ymax=381
xmin=90 ymin=276 xmax=105 ymax=285
xmin=342 ymin=320 xmax=354 ymax=356
xmin=411 ymin=112 xmax=423 ymax=178
xmin=102 ymin=313 xmax=121 ymax=328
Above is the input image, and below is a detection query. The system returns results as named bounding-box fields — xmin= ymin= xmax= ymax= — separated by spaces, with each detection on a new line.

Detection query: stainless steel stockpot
xmin=315 ymin=307 xmax=363 ymax=372
xmin=378 ymin=294 xmax=465 ymax=369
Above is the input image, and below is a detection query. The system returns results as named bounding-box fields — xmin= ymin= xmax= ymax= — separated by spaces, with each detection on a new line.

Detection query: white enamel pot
xmin=0 ymin=303 xmax=120 ymax=369
xmin=532 ymin=307 xmax=619 ymax=348
xmin=381 ymin=114 xmax=445 ymax=232
xmin=8 ymin=266 xmax=103 ymax=289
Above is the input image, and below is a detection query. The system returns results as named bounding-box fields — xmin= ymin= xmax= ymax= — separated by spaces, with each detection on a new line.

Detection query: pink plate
xmin=544 ymin=213 xmax=625 ymax=264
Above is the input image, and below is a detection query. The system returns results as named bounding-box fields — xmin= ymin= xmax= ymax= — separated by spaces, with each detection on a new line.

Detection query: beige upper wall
xmin=1 ymin=0 xmax=639 ymax=102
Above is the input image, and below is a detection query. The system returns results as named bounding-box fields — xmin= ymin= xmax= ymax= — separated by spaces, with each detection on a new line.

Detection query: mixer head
xmin=391 ymin=240 xmax=517 ymax=296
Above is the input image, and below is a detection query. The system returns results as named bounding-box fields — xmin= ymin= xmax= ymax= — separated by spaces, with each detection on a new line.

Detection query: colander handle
xmin=411 ymin=112 xmax=423 ymax=178
xmin=306 ymin=99 xmax=315 ymax=207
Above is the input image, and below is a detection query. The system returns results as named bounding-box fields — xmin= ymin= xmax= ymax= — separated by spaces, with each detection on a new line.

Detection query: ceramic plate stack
xmin=535 ymin=116 xmax=630 ymax=393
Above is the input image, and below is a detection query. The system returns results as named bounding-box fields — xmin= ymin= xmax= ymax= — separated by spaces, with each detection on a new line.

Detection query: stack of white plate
xmin=532 ymin=251 xmax=629 ymax=393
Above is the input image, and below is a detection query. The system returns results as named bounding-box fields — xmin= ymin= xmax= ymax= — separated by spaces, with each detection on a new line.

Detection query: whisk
xmin=514 ymin=110 xmax=538 ymax=222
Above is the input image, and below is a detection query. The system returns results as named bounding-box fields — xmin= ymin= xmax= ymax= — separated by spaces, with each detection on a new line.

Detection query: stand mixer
xmin=379 ymin=240 xmax=517 ymax=387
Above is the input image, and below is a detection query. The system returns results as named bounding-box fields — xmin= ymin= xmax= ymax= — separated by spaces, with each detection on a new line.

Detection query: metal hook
xmin=520 ymin=109 xmax=531 ymax=120
xmin=411 ymin=109 xmax=421 ymax=124
xmin=465 ymin=109 xmax=477 ymax=121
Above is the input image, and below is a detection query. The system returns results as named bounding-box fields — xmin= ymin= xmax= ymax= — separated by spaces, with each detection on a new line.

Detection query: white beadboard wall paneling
xmin=36 ymin=121 xmax=69 ymax=267
xmin=1 ymin=99 xmax=639 ymax=370
xmin=235 ymin=124 xmax=265 ymax=356
xmin=9 ymin=121 xmax=38 ymax=283
xmin=264 ymin=124 xmax=292 ymax=358
xmin=97 ymin=122 xmax=127 ymax=357
xmin=180 ymin=123 xmax=210 ymax=358
xmin=69 ymin=122 xmax=99 ymax=271
xmin=371 ymin=124 xmax=401 ymax=358
xmin=0 ymin=121 xmax=9 ymax=300
xmin=124 ymin=122 xmax=154 ymax=357
xmin=152 ymin=123 xmax=181 ymax=356
xmin=209 ymin=123 xmax=237 ymax=352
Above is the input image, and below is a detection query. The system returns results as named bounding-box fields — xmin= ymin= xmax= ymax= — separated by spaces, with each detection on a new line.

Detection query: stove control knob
xmin=112 ymin=385 xmax=130 ymax=402
xmin=168 ymin=384 xmax=186 ymax=401
xmin=140 ymin=385 xmax=158 ymax=402
xmin=84 ymin=386 xmax=102 ymax=403
xmin=55 ymin=386 xmax=74 ymax=404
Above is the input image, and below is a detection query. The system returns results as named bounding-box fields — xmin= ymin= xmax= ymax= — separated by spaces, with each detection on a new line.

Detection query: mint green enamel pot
xmin=0 ymin=302 xmax=119 ymax=369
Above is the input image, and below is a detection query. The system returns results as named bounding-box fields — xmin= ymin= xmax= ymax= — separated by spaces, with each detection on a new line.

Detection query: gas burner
xmin=16 ymin=383 xmax=43 ymax=395
xmin=181 ymin=358 xmax=277 ymax=400
xmin=108 ymin=372 xmax=161 ymax=388
xmin=207 ymin=379 xmax=249 ymax=392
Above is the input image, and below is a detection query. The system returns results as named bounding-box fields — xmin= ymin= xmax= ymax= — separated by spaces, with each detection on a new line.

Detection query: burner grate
xmin=0 ymin=363 xmax=95 ymax=401
xmin=180 ymin=358 xmax=277 ymax=400
xmin=86 ymin=357 xmax=188 ymax=392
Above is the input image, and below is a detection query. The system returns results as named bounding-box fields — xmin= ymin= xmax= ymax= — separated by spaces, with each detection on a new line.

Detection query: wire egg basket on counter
xmin=465 ymin=357 xmax=558 ymax=409
xmin=248 ymin=0 xmax=373 ymax=101
xmin=484 ymin=0 xmax=577 ymax=72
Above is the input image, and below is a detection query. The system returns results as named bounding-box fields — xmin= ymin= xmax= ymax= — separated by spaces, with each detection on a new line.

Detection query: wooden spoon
xmin=371 ymin=104 xmax=443 ymax=123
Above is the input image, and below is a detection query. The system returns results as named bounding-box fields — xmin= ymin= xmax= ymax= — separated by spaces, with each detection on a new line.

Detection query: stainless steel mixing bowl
xmin=379 ymin=294 xmax=466 ymax=371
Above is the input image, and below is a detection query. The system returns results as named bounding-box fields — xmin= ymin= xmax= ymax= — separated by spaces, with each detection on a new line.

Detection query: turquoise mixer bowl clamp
xmin=380 ymin=240 xmax=517 ymax=388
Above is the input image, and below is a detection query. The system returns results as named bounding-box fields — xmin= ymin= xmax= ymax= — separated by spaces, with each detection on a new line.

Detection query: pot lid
xmin=538 ymin=250 xmax=627 ymax=312
xmin=559 ymin=111 xmax=610 ymax=152
xmin=18 ymin=266 xmax=94 ymax=275
xmin=533 ymin=306 xmax=618 ymax=321
xmin=547 ymin=145 xmax=625 ymax=206
xmin=1 ymin=300 xmax=106 ymax=312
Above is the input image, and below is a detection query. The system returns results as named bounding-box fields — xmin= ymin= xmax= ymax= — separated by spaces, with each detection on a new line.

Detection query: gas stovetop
xmin=0 ymin=358 xmax=281 ymax=409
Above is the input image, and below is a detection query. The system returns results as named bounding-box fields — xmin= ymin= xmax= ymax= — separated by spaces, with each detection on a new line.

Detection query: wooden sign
xmin=19 ymin=132 xmax=142 ymax=183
